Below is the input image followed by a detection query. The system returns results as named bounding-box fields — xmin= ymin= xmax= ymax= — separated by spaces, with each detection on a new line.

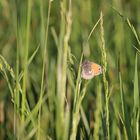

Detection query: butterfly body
xmin=81 ymin=60 xmax=102 ymax=80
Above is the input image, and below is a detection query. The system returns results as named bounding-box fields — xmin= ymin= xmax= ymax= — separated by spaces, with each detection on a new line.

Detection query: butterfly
xmin=81 ymin=60 xmax=103 ymax=80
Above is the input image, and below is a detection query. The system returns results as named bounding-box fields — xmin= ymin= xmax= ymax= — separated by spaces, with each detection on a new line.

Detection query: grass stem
xmin=100 ymin=12 xmax=110 ymax=140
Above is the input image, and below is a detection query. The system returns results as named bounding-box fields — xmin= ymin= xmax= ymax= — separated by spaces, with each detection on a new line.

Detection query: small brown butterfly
xmin=81 ymin=60 xmax=103 ymax=80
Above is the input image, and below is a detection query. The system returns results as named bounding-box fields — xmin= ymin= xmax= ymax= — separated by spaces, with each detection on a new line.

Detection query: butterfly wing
xmin=81 ymin=61 xmax=94 ymax=79
xmin=81 ymin=60 xmax=102 ymax=80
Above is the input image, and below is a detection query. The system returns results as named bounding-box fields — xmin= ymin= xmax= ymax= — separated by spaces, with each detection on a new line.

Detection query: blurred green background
xmin=0 ymin=0 xmax=139 ymax=140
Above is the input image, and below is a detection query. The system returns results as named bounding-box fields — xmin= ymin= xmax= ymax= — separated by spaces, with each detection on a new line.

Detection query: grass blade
xmin=133 ymin=53 xmax=139 ymax=112
xmin=133 ymin=53 xmax=139 ymax=140
xmin=70 ymin=54 xmax=83 ymax=140
xmin=119 ymin=73 xmax=132 ymax=140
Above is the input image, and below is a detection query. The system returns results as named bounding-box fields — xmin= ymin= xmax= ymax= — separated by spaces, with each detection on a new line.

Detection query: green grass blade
xmin=113 ymin=8 xmax=140 ymax=47
xmin=93 ymin=84 xmax=102 ymax=140
xmin=119 ymin=73 xmax=132 ymax=140
xmin=136 ymin=110 xmax=139 ymax=140
xmin=133 ymin=53 xmax=139 ymax=140
xmin=18 ymin=45 xmax=40 ymax=81
xmin=133 ymin=53 xmax=139 ymax=112
xmin=70 ymin=53 xmax=83 ymax=140
xmin=21 ymin=0 xmax=32 ymax=126
xmin=126 ymin=19 xmax=140 ymax=46
xmin=80 ymin=106 xmax=90 ymax=136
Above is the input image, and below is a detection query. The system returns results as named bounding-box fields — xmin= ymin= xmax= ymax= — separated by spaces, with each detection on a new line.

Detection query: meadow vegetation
xmin=0 ymin=0 xmax=139 ymax=140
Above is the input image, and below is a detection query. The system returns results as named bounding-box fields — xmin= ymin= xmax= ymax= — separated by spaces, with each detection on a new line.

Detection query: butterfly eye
xmin=97 ymin=67 xmax=100 ymax=71
xmin=98 ymin=67 xmax=103 ymax=72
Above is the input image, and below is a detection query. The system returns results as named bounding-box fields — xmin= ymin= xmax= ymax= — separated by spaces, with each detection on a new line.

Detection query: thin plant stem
xmin=22 ymin=0 xmax=32 ymax=127
xmin=15 ymin=0 xmax=20 ymax=139
xmin=100 ymin=12 xmax=110 ymax=140
xmin=37 ymin=0 xmax=52 ymax=139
